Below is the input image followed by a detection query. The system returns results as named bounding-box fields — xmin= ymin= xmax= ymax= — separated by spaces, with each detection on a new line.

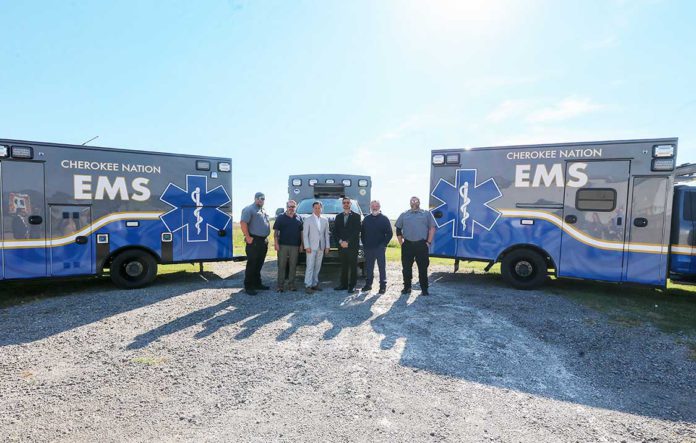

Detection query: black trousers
xmin=401 ymin=240 xmax=429 ymax=290
xmin=339 ymin=247 xmax=359 ymax=288
xmin=244 ymin=236 xmax=268 ymax=289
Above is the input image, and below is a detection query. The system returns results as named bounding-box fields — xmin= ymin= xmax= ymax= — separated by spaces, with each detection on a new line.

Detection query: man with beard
xmin=360 ymin=200 xmax=393 ymax=294
xmin=395 ymin=196 xmax=435 ymax=295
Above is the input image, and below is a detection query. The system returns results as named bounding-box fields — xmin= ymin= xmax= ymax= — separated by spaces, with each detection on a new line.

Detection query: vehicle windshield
xmin=296 ymin=198 xmax=361 ymax=215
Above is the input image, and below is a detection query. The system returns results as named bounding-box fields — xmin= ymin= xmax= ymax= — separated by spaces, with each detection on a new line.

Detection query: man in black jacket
xmin=333 ymin=197 xmax=361 ymax=292
xmin=361 ymin=200 xmax=393 ymax=294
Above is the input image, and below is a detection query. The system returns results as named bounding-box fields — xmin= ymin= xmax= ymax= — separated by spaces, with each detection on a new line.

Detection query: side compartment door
xmin=624 ymin=177 xmax=669 ymax=285
xmin=49 ymin=205 xmax=93 ymax=276
xmin=559 ymin=160 xmax=630 ymax=282
xmin=177 ymin=204 xmax=233 ymax=261
xmin=1 ymin=161 xmax=48 ymax=278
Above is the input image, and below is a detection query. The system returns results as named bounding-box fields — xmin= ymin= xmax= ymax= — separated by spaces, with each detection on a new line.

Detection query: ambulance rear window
xmin=576 ymin=188 xmax=616 ymax=212
xmin=685 ymin=191 xmax=696 ymax=221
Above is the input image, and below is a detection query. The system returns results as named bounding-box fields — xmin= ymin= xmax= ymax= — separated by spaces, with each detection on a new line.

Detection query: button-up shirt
xmin=241 ymin=203 xmax=270 ymax=237
xmin=395 ymin=209 xmax=434 ymax=241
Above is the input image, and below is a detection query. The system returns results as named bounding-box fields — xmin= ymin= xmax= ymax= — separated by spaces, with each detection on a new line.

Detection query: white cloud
xmin=527 ymin=97 xmax=608 ymax=123
xmin=486 ymin=99 xmax=534 ymax=123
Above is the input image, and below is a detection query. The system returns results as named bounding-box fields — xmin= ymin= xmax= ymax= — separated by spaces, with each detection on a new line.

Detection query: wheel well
xmin=100 ymin=246 xmax=161 ymax=272
xmin=496 ymin=244 xmax=556 ymax=271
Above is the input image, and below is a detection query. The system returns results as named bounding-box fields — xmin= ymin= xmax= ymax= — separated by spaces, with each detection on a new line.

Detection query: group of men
xmin=239 ymin=192 xmax=435 ymax=296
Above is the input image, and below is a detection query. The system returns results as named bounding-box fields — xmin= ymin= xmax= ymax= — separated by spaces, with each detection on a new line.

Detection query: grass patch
xmin=546 ymin=278 xmax=696 ymax=337
xmin=131 ymin=356 xmax=167 ymax=366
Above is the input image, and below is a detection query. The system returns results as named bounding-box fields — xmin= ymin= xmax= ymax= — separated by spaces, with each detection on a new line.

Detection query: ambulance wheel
xmin=501 ymin=249 xmax=547 ymax=290
xmin=110 ymin=250 xmax=158 ymax=289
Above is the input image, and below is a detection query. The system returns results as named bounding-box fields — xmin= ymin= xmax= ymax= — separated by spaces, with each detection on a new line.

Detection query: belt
xmin=251 ymin=235 xmax=267 ymax=239
xmin=404 ymin=239 xmax=427 ymax=243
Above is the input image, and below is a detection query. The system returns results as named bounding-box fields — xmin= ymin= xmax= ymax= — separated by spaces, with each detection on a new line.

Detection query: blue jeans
xmin=364 ymin=246 xmax=387 ymax=287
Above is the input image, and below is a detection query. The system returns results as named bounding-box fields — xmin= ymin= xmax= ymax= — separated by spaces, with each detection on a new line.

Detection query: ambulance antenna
xmin=81 ymin=136 xmax=99 ymax=146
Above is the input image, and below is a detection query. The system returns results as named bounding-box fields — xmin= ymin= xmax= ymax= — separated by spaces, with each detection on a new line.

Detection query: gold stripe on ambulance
xmin=0 ymin=211 xmax=163 ymax=250
xmin=499 ymin=209 xmax=671 ymax=255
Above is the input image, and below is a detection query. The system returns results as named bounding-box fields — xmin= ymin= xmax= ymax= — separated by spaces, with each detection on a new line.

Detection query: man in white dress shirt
xmin=302 ymin=201 xmax=330 ymax=293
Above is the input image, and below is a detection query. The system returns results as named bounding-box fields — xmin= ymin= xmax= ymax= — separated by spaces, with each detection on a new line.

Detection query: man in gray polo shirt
xmin=240 ymin=192 xmax=271 ymax=295
xmin=395 ymin=196 xmax=435 ymax=295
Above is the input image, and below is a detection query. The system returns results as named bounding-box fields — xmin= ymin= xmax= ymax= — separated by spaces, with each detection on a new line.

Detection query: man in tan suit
xmin=302 ymin=201 xmax=330 ymax=293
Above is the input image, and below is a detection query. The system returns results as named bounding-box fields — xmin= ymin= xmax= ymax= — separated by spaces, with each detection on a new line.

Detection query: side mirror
xmin=275 ymin=208 xmax=284 ymax=217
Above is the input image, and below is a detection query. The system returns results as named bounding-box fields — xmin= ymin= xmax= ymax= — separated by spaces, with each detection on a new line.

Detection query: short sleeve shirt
xmin=272 ymin=213 xmax=303 ymax=246
xmin=241 ymin=203 xmax=271 ymax=237
xmin=395 ymin=209 xmax=434 ymax=241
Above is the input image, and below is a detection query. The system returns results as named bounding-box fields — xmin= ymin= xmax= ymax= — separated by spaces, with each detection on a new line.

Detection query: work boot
xmin=401 ymin=287 xmax=411 ymax=294
xmin=361 ymin=285 xmax=372 ymax=292
xmin=378 ymin=285 xmax=386 ymax=294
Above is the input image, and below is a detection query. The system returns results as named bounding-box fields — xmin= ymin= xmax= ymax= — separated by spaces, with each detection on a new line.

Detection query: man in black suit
xmin=333 ymin=197 xmax=361 ymax=292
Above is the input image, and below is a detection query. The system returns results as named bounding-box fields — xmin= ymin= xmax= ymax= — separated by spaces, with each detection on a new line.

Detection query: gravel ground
xmin=1 ymin=260 xmax=695 ymax=442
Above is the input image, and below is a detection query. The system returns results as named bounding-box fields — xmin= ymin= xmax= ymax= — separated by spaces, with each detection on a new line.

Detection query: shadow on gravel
xmin=371 ymin=271 xmax=696 ymax=424
xmin=128 ymin=265 xmax=377 ymax=348
xmin=0 ymin=270 xmax=243 ymax=347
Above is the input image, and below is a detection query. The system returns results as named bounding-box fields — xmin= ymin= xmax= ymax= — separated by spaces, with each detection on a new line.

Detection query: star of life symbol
xmin=160 ymin=175 xmax=231 ymax=242
xmin=431 ymin=169 xmax=503 ymax=239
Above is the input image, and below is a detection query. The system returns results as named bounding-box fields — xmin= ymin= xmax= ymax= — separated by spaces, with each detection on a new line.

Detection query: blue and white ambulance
xmin=0 ymin=138 xmax=240 ymax=288
xmin=429 ymin=138 xmax=696 ymax=289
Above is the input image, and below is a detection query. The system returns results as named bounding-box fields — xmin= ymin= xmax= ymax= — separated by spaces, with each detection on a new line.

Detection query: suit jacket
xmin=333 ymin=211 xmax=361 ymax=250
xmin=302 ymin=214 xmax=330 ymax=250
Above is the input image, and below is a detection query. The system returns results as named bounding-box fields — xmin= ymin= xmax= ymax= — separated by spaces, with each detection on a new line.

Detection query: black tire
xmin=501 ymin=249 xmax=548 ymax=290
xmin=110 ymin=250 xmax=158 ymax=289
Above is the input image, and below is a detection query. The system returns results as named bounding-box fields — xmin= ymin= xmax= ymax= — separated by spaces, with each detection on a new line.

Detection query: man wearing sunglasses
xmin=272 ymin=200 xmax=304 ymax=292
xmin=333 ymin=197 xmax=362 ymax=292
xmin=240 ymin=192 xmax=271 ymax=295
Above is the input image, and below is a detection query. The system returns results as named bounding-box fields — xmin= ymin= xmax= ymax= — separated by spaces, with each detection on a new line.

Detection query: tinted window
xmin=576 ymin=188 xmax=616 ymax=212
xmin=685 ymin=191 xmax=696 ymax=222
xmin=296 ymin=198 xmax=361 ymax=215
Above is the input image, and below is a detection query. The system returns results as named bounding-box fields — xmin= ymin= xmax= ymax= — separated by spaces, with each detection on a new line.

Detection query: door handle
xmin=617 ymin=217 xmax=622 ymax=226
xmin=564 ymin=214 xmax=577 ymax=224
xmin=28 ymin=215 xmax=43 ymax=225
xmin=432 ymin=210 xmax=443 ymax=219
xmin=633 ymin=217 xmax=648 ymax=227
xmin=75 ymin=236 xmax=88 ymax=245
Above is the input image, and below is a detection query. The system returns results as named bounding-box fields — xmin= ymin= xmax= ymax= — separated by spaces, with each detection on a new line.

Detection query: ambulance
xmin=0 ymin=138 xmax=240 ymax=288
xmin=281 ymin=174 xmax=371 ymax=266
xmin=428 ymin=138 xmax=696 ymax=288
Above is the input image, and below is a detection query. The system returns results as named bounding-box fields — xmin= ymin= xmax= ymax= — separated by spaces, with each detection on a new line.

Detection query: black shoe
xmin=334 ymin=286 xmax=348 ymax=291
xmin=246 ymin=288 xmax=258 ymax=295
xmin=401 ymin=287 xmax=411 ymax=294
xmin=312 ymin=285 xmax=323 ymax=292
xmin=347 ymin=287 xmax=355 ymax=293
xmin=257 ymin=284 xmax=270 ymax=290
xmin=421 ymin=289 xmax=430 ymax=296
xmin=361 ymin=285 xmax=372 ymax=292
xmin=378 ymin=286 xmax=386 ymax=294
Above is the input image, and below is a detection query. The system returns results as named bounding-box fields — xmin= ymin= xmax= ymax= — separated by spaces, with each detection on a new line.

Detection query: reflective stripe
xmin=500 ymin=209 xmax=674 ymax=255
xmin=0 ymin=212 xmax=163 ymax=249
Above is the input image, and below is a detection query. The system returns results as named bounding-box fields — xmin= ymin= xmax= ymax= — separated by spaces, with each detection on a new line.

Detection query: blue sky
xmin=1 ymin=0 xmax=695 ymax=218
